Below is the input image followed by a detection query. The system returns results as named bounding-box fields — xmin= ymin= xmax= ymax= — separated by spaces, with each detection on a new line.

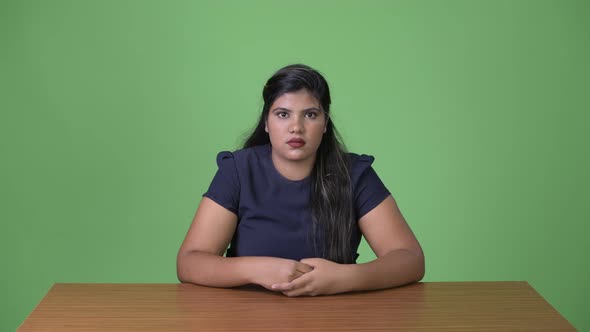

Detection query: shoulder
xmin=215 ymin=144 xmax=269 ymax=164
xmin=346 ymin=152 xmax=391 ymax=218
xmin=346 ymin=152 xmax=376 ymax=180
xmin=347 ymin=152 xmax=375 ymax=165
xmin=213 ymin=144 xmax=270 ymax=178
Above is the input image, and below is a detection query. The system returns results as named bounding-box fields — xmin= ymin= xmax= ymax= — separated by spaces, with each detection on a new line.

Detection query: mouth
xmin=287 ymin=138 xmax=306 ymax=148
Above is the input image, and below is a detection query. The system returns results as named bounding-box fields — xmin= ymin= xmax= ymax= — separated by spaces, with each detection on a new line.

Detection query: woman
xmin=177 ymin=64 xmax=424 ymax=297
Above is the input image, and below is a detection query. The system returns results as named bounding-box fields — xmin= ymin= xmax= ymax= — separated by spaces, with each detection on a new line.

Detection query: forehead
xmin=271 ymin=90 xmax=320 ymax=109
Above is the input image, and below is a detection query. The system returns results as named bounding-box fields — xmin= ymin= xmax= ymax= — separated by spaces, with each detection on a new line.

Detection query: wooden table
xmin=18 ymin=282 xmax=575 ymax=331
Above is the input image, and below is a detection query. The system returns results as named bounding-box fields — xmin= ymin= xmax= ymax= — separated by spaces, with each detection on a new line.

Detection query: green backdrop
xmin=1 ymin=0 xmax=588 ymax=331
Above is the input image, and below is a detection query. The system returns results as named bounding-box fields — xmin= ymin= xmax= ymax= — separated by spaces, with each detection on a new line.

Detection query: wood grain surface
xmin=17 ymin=281 xmax=576 ymax=331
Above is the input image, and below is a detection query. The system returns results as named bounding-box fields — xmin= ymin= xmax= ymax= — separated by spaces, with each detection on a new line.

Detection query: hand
xmin=248 ymin=257 xmax=314 ymax=291
xmin=270 ymin=258 xmax=351 ymax=297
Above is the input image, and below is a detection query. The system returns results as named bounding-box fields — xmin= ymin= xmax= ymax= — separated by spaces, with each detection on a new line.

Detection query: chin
xmin=285 ymin=153 xmax=308 ymax=161
xmin=284 ymin=150 xmax=312 ymax=161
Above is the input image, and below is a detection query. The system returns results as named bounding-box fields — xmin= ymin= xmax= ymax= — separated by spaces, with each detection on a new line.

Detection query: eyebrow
xmin=271 ymin=107 xmax=321 ymax=113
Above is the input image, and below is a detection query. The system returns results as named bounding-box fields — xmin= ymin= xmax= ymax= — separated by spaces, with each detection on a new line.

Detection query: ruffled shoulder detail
xmin=214 ymin=151 xmax=240 ymax=192
xmin=203 ymin=150 xmax=240 ymax=215
xmin=347 ymin=152 xmax=390 ymax=219
xmin=348 ymin=153 xmax=376 ymax=181
xmin=216 ymin=151 xmax=234 ymax=167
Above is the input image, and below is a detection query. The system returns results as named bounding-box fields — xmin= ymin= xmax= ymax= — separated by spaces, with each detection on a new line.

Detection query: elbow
xmin=176 ymin=251 xmax=190 ymax=284
xmin=176 ymin=249 xmax=212 ymax=284
xmin=414 ymin=250 xmax=425 ymax=282
xmin=177 ymin=269 xmax=187 ymax=284
xmin=400 ymin=248 xmax=425 ymax=283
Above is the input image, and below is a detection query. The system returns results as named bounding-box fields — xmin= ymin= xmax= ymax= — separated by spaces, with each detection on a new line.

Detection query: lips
xmin=287 ymin=138 xmax=305 ymax=148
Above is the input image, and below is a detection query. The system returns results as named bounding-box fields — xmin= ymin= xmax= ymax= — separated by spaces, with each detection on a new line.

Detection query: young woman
xmin=177 ymin=64 xmax=424 ymax=297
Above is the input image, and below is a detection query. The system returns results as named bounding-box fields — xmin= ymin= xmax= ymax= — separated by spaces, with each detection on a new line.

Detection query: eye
xmin=305 ymin=112 xmax=318 ymax=119
xmin=277 ymin=111 xmax=288 ymax=118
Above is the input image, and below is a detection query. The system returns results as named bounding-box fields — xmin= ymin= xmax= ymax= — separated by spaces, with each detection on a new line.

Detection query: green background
xmin=1 ymin=0 xmax=588 ymax=330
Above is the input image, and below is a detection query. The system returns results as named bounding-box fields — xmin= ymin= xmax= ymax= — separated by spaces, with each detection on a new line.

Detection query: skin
xmin=177 ymin=89 xmax=425 ymax=296
xmin=265 ymin=89 xmax=327 ymax=180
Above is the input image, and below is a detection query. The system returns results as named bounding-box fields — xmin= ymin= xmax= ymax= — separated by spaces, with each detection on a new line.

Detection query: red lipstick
xmin=287 ymin=138 xmax=305 ymax=148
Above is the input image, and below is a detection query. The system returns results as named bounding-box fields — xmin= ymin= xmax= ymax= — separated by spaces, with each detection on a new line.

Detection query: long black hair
xmin=243 ymin=64 xmax=356 ymax=264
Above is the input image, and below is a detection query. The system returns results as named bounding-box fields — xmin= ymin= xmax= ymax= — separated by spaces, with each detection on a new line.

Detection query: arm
xmin=348 ymin=194 xmax=425 ymax=291
xmin=177 ymin=197 xmax=313 ymax=289
xmin=272 ymin=195 xmax=424 ymax=296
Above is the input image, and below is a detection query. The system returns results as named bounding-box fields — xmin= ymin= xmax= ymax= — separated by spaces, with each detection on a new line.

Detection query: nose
xmin=289 ymin=115 xmax=304 ymax=134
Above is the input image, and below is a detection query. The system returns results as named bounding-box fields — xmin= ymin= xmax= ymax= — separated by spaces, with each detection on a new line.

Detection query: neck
xmin=271 ymin=151 xmax=315 ymax=181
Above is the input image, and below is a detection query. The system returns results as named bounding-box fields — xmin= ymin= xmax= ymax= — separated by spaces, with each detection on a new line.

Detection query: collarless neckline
xmin=260 ymin=144 xmax=311 ymax=184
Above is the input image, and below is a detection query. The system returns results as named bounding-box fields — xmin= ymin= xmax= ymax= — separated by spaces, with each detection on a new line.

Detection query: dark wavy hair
xmin=243 ymin=64 xmax=356 ymax=264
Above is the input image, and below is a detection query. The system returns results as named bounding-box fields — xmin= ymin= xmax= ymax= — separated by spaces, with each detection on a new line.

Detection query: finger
xmin=295 ymin=261 xmax=314 ymax=274
xmin=281 ymin=271 xmax=313 ymax=293
xmin=271 ymin=270 xmax=307 ymax=291
xmin=283 ymin=284 xmax=314 ymax=297
xmin=300 ymin=258 xmax=316 ymax=266
xmin=284 ymin=269 xmax=304 ymax=283
xmin=272 ymin=269 xmax=312 ymax=291
xmin=271 ymin=282 xmax=294 ymax=291
xmin=272 ymin=272 xmax=311 ymax=292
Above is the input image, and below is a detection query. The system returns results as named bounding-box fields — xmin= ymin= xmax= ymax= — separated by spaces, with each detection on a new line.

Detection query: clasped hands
xmin=253 ymin=257 xmax=350 ymax=297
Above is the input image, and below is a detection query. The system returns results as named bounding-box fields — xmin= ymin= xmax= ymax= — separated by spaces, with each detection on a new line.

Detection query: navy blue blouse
xmin=203 ymin=144 xmax=390 ymax=263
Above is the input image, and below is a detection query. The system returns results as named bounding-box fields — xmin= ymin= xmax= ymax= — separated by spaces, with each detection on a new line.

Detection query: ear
xmin=264 ymin=121 xmax=268 ymax=133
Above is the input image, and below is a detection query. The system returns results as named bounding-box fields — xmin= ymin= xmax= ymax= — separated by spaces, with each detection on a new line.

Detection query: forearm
xmin=345 ymin=249 xmax=425 ymax=292
xmin=177 ymin=251 xmax=254 ymax=287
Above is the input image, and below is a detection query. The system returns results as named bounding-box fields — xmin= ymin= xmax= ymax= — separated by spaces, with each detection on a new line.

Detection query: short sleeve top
xmin=203 ymin=143 xmax=390 ymax=263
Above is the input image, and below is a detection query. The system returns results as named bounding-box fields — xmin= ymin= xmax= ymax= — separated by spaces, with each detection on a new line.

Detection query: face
xmin=265 ymin=89 xmax=327 ymax=165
